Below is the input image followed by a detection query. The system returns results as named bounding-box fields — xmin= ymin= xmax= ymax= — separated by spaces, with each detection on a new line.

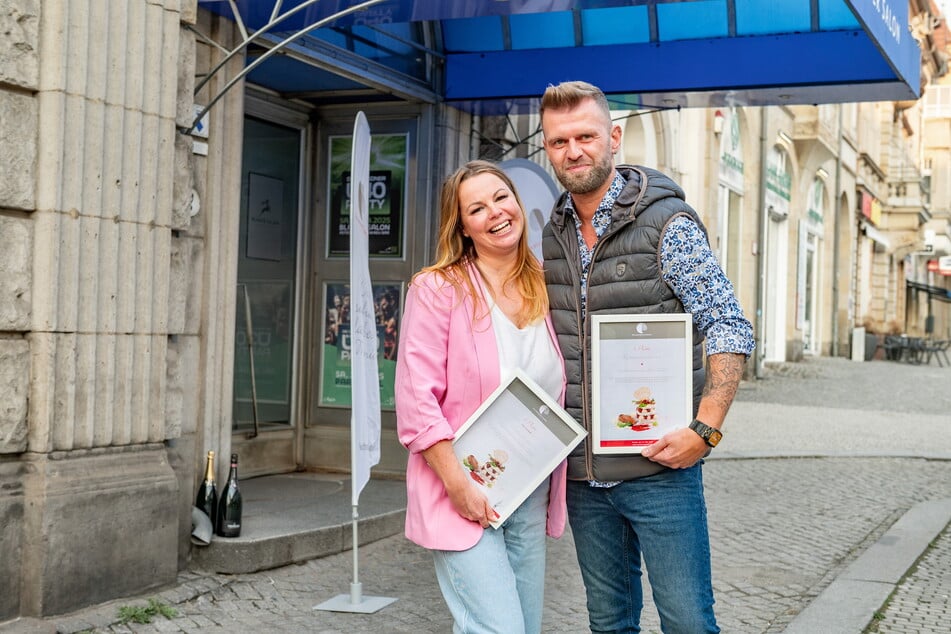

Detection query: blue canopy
xmin=197 ymin=0 xmax=922 ymax=113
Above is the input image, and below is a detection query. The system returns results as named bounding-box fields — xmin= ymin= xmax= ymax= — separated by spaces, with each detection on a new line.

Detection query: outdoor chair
xmin=882 ymin=335 xmax=905 ymax=361
xmin=922 ymin=339 xmax=951 ymax=367
xmin=906 ymin=337 xmax=926 ymax=364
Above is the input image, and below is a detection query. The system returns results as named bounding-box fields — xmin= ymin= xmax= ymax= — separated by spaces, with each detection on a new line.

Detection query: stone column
xmin=14 ymin=0 xmax=185 ymax=617
xmin=0 ymin=0 xmax=39 ymax=621
xmin=166 ymin=5 xmax=245 ymax=569
xmin=0 ymin=0 xmax=246 ymax=618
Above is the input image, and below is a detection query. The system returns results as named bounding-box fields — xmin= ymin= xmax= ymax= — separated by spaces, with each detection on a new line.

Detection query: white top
xmin=490 ymin=303 xmax=562 ymax=400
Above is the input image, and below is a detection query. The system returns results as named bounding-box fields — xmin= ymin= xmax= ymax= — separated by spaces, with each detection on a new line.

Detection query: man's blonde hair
xmin=540 ymin=80 xmax=611 ymax=122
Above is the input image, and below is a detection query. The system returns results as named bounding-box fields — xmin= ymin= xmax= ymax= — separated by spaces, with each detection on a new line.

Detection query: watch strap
xmin=689 ymin=419 xmax=722 ymax=447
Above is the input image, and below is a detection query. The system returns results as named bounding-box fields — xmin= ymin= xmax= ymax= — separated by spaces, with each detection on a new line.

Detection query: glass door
xmin=232 ymin=115 xmax=304 ymax=473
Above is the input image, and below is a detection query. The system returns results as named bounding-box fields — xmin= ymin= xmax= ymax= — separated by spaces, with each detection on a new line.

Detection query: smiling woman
xmin=459 ymin=173 xmax=522 ymax=259
xmin=394 ymin=160 xmax=567 ymax=634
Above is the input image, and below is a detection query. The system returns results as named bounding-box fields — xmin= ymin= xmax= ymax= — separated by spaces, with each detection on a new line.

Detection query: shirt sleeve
xmin=660 ymin=215 xmax=755 ymax=357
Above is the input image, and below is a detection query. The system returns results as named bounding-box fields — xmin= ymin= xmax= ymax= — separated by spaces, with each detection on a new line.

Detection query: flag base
xmin=313 ymin=594 xmax=397 ymax=614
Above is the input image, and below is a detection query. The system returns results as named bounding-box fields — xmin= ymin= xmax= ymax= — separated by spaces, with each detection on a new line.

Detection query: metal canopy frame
xmin=192 ymin=0 xmax=925 ymax=126
xmin=186 ymin=0 xmax=408 ymax=134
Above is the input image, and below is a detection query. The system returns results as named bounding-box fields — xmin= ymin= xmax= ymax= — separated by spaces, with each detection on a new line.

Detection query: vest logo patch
xmin=616 ymin=262 xmax=626 ymax=276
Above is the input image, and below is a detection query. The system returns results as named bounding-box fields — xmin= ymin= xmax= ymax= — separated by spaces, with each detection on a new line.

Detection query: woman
xmin=395 ymin=160 xmax=567 ymax=634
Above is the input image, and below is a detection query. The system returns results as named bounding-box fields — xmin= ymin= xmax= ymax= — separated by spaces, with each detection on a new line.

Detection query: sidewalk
xmin=5 ymin=356 xmax=951 ymax=633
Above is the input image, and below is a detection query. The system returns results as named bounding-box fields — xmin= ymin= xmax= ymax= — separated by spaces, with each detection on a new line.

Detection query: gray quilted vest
xmin=542 ymin=165 xmax=707 ymax=482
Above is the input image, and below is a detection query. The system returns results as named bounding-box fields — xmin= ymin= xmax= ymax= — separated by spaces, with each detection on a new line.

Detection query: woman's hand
xmin=422 ymin=440 xmax=499 ymax=528
xmin=445 ymin=479 xmax=499 ymax=528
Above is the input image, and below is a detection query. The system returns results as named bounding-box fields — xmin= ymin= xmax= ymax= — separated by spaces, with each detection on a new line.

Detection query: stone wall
xmin=19 ymin=447 xmax=179 ymax=616
xmin=0 ymin=1 xmax=39 ymax=618
xmin=0 ymin=0 xmax=215 ymax=619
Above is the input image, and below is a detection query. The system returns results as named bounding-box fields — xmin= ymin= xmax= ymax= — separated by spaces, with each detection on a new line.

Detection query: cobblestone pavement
xmin=29 ymin=358 xmax=951 ymax=633
xmin=866 ymin=523 xmax=951 ymax=634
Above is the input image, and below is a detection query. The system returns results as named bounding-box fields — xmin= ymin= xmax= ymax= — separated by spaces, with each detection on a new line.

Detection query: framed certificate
xmin=452 ymin=370 xmax=587 ymax=528
xmin=591 ymin=314 xmax=693 ymax=454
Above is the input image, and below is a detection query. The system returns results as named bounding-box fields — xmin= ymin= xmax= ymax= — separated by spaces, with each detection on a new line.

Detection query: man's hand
xmin=641 ymin=427 xmax=708 ymax=468
xmin=642 ymin=352 xmax=745 ymax=468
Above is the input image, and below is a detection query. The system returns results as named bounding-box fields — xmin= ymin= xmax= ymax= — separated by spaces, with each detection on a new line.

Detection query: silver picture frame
xmin=591 ymin=313 xmax=693 ymax=455
xmin=452 ymin=369 xmax=587 ymax=528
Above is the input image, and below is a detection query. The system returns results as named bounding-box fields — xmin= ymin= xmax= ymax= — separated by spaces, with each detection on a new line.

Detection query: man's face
xmin=542 ymin=98 xmax=621 ymax=195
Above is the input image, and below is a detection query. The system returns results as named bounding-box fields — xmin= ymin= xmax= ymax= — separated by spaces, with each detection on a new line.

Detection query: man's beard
xmin=555 ymin=155 xmax=613 ymax=195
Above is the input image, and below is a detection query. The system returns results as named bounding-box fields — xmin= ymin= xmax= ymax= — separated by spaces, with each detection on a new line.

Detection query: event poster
xmin=327 ymin=134 xmax=407 ymax=257
xmin=452 ymin=371 xmax=586 ymax=528
xmin=319 ymin=282 xmax=401 ymax=409
xmin=591 ymin=314 xmax=693 ymax=454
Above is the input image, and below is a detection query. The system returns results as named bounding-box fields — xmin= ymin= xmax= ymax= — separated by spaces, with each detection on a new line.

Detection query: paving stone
xmin=42 ymin=357 xmax=951 ymax=633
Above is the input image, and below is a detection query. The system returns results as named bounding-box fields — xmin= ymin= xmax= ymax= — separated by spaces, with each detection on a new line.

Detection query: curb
xmin=783 ymin=497 xmax=951 ymax=634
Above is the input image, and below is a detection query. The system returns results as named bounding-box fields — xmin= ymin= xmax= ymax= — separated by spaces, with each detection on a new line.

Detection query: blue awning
xmin=197 ymin=0 xmax=923 ymax=113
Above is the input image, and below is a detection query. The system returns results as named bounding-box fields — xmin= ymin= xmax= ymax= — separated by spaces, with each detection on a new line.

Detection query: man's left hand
xmin=641 ymin=427 xmax=708 ymax=469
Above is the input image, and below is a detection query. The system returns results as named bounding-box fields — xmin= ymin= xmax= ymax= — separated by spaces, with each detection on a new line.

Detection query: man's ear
xmin=611 ymin=124 xmax=622 ymax=153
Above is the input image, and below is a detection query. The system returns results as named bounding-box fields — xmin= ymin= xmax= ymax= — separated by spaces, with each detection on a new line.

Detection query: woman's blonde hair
xmin=416 ymin=160 xmax=548 ymax=325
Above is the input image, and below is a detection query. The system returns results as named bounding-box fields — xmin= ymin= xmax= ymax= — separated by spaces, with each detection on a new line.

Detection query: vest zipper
xmin=555 ymin=206 xmax=633 ymax=481
xmin=578 ymin=214 xmax=632 ymax=481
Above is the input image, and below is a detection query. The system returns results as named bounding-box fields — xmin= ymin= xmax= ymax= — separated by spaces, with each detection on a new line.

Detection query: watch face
xmin=690 ymin=420 xmax=722 ymax=447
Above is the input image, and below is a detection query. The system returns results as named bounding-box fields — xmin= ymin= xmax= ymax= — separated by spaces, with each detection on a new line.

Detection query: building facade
xmin=1 ymin=0 xmax=946 ymax=621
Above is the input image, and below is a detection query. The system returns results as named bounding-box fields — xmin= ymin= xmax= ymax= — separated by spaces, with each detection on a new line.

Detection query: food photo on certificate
xmin=591 ymin=314 xmax=693 ymax=454
xmin=452 ymin=370 xmax=586 ymax=528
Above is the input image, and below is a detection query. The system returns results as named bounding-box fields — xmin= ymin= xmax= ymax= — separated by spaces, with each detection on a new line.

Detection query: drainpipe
xmin=831 ymin=104 xmax=844 ymax=356
xmin=754 ymin=107 xmax=768 ymax=379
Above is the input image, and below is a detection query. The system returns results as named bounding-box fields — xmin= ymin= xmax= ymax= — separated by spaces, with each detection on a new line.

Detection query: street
xmin=37 ymin=356 xmax=951 ymax=633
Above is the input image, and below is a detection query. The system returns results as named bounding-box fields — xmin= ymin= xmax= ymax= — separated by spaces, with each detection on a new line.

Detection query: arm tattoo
xmin=702 ymin=353 xmax=746 ymax=412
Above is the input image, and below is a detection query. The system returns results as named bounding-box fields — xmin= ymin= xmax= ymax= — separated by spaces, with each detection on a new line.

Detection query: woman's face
xmin=457 ymin=173 xmax=523 ymax=259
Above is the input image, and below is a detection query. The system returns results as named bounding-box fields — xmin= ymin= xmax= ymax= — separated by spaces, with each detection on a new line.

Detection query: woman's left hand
xmin=422 ymin=440 xmax=500 ymax=527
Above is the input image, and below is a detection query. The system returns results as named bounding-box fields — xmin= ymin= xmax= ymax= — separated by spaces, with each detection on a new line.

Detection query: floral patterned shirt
xmin=564 ymin=172 xmax=754 ymax=357
xmin=565 ymin=170 xmax=754 ymax=487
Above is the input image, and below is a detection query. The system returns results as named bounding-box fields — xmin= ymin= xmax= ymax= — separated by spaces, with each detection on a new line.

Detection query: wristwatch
xmin=689 ymin=419 xmax=723 ymax=448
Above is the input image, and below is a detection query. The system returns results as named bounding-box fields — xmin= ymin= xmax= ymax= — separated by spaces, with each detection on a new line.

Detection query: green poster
xmin=319 ymin=282 xmax=401 ymax=409
xmin=328 ymin=134 xmax=407 ymax=257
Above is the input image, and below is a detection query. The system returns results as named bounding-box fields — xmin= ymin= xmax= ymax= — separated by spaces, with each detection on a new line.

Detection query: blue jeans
xmin=432 ymin=480 xmax=550 ymax=634
xmin=566 ymin=465 xmax=719 ymax=633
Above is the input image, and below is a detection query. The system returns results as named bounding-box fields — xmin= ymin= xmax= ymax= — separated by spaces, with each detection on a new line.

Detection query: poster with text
xmin=319 ymin=282 xmax=401 ymax=409
xmin=327 ymin=134 xmax=406 ymax=257
xmin=591 ymin=314 xmax=693 ymax=454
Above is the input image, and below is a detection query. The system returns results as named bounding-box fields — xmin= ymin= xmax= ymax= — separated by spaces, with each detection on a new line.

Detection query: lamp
xmin=768 ymin=205 xmax=789 ymax=222
xmin=713 ymin=110 xmax=725 ymax=135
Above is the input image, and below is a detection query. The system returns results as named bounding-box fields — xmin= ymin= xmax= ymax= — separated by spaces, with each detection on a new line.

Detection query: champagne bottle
xmin=195 ymin=450 xmax=218 ymax=524
xmin=216 ymin=453 xmax=243 ymax=537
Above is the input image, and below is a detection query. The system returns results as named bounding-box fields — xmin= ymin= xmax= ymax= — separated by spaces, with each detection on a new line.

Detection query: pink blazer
xmin=395 ymin=263 xmax=568 ymax=550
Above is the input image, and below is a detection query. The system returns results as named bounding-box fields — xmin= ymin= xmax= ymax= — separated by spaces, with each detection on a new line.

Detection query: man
xmin=539 ymin=80 xmax=754 ymax=633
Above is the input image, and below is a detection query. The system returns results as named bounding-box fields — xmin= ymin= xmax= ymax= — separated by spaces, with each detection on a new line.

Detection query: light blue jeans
xmin=566 ymin=464 xmax=719 ymax=633
xmin=432 ymin=480 xmax=550 ymax=634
